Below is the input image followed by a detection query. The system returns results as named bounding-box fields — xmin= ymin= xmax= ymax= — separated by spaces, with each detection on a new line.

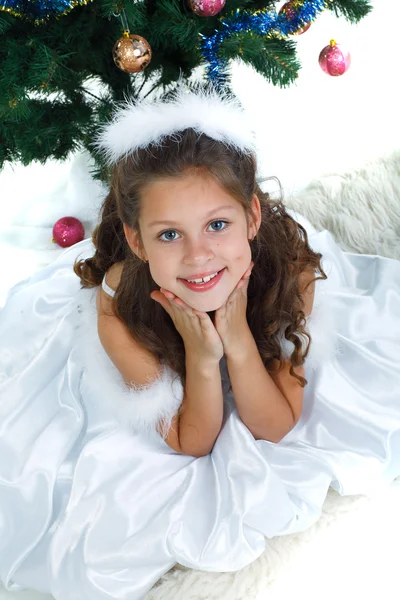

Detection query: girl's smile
xmin=178 ymin=267 xmax=226 ymax=292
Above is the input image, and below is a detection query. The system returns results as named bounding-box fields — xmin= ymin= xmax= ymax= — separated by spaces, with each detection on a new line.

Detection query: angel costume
xmin=0 ymin=91 xmax=399 ymax=600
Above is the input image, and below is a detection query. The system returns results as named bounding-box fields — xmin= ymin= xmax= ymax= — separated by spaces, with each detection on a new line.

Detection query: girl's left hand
xmin=214 ymin=261 xmax=254 ymax=358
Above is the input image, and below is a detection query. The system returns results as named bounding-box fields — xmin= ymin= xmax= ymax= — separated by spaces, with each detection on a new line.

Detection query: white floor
xmin=1 ymin=0 xmax=399 ymax=598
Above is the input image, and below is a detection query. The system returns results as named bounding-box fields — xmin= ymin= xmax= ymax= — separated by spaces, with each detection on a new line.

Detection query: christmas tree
xmin=0 ymin=0 xmax=372 ymax=178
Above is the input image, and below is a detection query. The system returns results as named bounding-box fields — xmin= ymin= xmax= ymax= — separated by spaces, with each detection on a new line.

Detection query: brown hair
xmin=74 ymin=129 xmax=326 ymax=387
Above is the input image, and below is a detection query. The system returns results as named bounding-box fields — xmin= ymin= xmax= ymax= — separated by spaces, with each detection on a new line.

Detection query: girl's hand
xmin=214 ymin=261 xmax=254 ymax=358
xmin=150 ymin=289 xmax=224 ymax=364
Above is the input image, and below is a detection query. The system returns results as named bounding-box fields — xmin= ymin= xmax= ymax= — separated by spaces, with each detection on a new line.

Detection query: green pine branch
xmin=0 ymin=0 xmax=373 ymax=179
xmin=326 ymin=0 xmax=373 ymax=23
xmin=221 ymin=33 xmax=299 ymax=87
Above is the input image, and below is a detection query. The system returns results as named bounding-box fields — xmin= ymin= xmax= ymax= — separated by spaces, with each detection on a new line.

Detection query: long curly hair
xmin=74 ymin=129 xmax=327 ymax=388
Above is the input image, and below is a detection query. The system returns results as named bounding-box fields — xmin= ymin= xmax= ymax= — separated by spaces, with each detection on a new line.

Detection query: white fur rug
xmin=1 ymin=151 xmax=400 ymax=600
xmin=286 ymin=149 xmax=400 ymax=261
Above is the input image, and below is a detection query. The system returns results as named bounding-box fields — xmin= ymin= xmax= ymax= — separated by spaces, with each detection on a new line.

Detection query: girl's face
xmin=125 ymin=172 xmax=261 ymax=312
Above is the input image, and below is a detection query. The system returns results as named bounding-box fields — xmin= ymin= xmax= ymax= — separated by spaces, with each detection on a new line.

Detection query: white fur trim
xmin=95 ymin=87 xmax=256 ymax=164
xmin=75 ymin=289 xmax=184 ymax=439
xmin=278 ymin=292 xmax=342 ymax=370
xmin=115 ymin=366 xmax=184 ymax=439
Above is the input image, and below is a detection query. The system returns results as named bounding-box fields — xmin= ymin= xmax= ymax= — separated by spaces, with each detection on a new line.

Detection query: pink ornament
xmin=319 ymin=40 xmax=351 ymax=76
xmin=279 ymin=1 xmax=312 ymax=35
xmin=52 ymin=216 xmax=85 ymax=248
xmin=188 ymin=0 xmax=225 ymax=17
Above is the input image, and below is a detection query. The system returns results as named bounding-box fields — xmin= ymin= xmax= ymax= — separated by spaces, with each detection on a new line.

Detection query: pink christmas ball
xmin=279 ymin=1 xmax=312 ymax=35
xmin=52 ymin=217 xmax=85 ymax=248
xmin=319 ymin=40 xmax=351 ymax=76
xmin=189 ymin=0 xmax=225 ymax=17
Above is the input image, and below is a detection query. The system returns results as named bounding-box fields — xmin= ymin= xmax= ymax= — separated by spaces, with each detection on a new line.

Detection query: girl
xmin=0 ymin=88 xmax=399 ymax=600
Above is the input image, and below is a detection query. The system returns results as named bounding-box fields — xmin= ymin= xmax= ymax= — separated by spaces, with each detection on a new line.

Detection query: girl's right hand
xmin=150 ymin=289 xmax=224 ymax=364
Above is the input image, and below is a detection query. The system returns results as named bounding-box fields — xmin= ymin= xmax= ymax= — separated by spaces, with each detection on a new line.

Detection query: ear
xmin=248 ymin=194 xmax=262 ymax=240
xmin=123 ymin=223 xmax=148 ymax=262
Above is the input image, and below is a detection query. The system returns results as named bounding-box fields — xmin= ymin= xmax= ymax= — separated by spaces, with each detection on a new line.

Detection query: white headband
xmin=95 ymin=87 xmax=256 ymax=164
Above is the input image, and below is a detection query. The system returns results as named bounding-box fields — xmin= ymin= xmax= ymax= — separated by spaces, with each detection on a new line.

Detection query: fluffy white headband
xmin=95 ymin=87 xmax=256 ymax=164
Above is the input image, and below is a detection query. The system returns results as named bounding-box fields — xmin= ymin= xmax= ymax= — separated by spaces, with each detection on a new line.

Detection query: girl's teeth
xmin=187 ymin=271 xmax=219 ymax=284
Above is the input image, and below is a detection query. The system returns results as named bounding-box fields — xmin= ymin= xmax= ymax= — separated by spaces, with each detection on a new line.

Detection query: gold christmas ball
xmin=113 ymin=33 xmax=152 ymax=73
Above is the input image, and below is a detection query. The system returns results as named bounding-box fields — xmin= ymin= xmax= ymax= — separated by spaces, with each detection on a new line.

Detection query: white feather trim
xmin=95 ymin=87 xmax=256 ymax=164
xmin=114 ymin=366 xmax=184 ymax=439
xmin=75 ymin=289 xmax=184 ymax=439
xmin=278 ymin=292 xmax=343 ymax=371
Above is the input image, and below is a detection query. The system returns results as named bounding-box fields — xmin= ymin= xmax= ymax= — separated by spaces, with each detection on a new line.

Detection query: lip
xmin=178 ymin=268 xmax=225 ymax=293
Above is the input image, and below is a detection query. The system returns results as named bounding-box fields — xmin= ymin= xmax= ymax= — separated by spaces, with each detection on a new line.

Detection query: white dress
xmin=0 ymin=212 xmax=399 ymax=600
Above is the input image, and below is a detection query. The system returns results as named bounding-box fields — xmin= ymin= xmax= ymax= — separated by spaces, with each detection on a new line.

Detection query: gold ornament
xmin=113 ymin=31 xmax=152 ymax=73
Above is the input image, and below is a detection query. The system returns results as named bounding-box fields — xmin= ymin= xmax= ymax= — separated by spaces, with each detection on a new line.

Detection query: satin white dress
xmin=0 ymin=212 xmax=399 ymax=600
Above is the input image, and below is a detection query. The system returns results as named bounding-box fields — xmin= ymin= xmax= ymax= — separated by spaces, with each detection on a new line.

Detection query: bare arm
xmin=224 ymin=266 xmax=316 ymax=443
xmin=226 ymin=333 xmax=295 ymax=443
xmin=97 ymin=285 xmax=223 ymax=457
xmin=177 ymin=354 xmax=223 ymax=457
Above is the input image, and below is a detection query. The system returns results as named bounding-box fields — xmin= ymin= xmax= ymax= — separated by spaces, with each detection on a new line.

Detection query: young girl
xmin=0 ymin=88 xmax=399 ymax=600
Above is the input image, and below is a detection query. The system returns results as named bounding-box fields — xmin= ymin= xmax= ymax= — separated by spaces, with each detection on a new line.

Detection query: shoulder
xmin=97 ymin=261 xmax=125 ymax=317
xmin=96 ymin=261 xmax=163 ymax=385
xmin=105 ymin=261 xmax=125 ymax=289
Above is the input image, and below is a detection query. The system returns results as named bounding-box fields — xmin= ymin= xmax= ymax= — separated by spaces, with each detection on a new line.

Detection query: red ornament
xmin=188 ymin=0 xmax=225 ymax=17
xmin=319 ymin=40 xmax=351 ymax=76
xmin=52 ymin=217 xmax=85 ymax=248
xmin=279 ymin=1 xmax=312 ymax=35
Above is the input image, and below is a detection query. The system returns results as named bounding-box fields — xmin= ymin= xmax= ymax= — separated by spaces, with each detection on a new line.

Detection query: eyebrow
xmin=148 ymin=205 xmax=238 ymax=228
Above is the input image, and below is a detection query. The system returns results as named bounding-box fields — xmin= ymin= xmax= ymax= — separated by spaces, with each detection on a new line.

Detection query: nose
xmin=182 ymin=237 xmax=215 ymax=266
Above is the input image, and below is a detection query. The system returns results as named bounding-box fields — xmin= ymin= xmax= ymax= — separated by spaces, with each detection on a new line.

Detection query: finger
xmin=244 ymin=262 xmax=254 ymax=279
xmin=150 ymin=291 xmax=172 ymax=314
xmin=151 ymin=290 xmax=165 ymax=303
xmin=193 ymin=310 xmax=217 ymax=332
xmin=234 ymin=277 xmax=247 ymax=290
xmin=214 ymin=304 xmax=226 ymax=320
xmin=192 ymin=308 xmax=213 ymax=321
xmin=164 ymin=292 xmax=195 ymax=313
xmin=237 ymin=262 xmax=254 ymax=289
xmin=172 ymin=297 xmax=187 ymax=307
xmin=159 ymin=288 xmax=175 ymax=300
xmin=234 ymin=276 xmax=250 ymax=291
xmin=160 ymin=289 xmax=186 ymax=310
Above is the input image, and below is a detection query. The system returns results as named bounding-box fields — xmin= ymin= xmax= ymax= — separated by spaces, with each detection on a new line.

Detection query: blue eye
xmin=158 ymin=220 xmax=229 ymax=243
xmin=159 ymin=230 xmax=179 ymax=242
xmin=209 ymin=220 xmax=227 ymax=231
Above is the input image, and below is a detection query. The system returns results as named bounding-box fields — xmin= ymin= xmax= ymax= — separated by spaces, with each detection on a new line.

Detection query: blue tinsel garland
xmin=200 ymin=0 xmax=327 ymax=88
xmin=0 ymin=0 xmax=91 ymax=21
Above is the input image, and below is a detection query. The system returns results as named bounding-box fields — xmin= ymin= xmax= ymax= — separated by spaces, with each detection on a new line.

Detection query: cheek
xmin=233 ymin=242 xmax=252 ymax=269
xmin=149 ymin=265 xmax=168 ymax=288
xmin=146 ymin=252 xmax=166 ymax=284
xmin=148 ymin=257 xmax=177 ymax=290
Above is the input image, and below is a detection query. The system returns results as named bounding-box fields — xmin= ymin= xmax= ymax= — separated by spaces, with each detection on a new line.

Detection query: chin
xmin=185 ymin=294 xmax=228 ymax=313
